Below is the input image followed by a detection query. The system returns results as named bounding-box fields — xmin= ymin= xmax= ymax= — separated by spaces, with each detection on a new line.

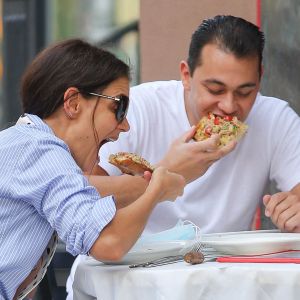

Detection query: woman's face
xmin=74 ymin=77 xmax=130 ymax=170
xmin=91 ymin=77 xmax=130 ymax=143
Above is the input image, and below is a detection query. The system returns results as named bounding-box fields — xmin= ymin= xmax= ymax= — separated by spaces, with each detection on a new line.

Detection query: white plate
xmin=202 ymin=231 xmax=300 ymax=255
xmin=201 ymin=229 xmax=280 ymax=240
xmin=103 ymin=240 xmax=194 ymax=265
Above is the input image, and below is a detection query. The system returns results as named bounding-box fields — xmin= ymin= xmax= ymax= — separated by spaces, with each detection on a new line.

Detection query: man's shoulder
xmin=251 ymin=93 xmax=289 ymax=117
xmin=255 ymin=93 xmax=289 ymax=109
xmin=248 ymin=93 xmax=297 ymax=129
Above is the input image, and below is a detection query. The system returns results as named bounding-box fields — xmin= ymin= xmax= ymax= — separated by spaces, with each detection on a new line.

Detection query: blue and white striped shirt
xmin=0 ymin=114 xmax=116 ymax=299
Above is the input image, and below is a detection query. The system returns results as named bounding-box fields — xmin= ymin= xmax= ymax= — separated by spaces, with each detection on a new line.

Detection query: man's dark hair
xmin=21 ymin=39 xmax=130 ymax=118
xmin=187 ymin=15 xmax=265 ymax=77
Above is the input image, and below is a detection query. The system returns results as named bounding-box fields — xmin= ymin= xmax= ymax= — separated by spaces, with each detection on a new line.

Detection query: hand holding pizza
xmin=158 ymin=125 xmax=236 ymax=183
xmin=146 ymin=166 xmax=186 ymax=202
xmin=263 ymin=192 xmax=300 ymax=233
xmin=108 ymin=153 xmax=185 ymax=202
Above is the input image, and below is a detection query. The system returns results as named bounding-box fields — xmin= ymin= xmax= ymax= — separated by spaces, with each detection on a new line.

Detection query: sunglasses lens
xmin=116 ymin=96 xmax=129 ymax=122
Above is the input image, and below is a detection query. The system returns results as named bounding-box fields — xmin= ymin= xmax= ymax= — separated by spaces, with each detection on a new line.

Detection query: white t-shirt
xmin=66 ymin=80 xmax=300 ymax=299
xmin=99 ymin=80 xmax=300 ymax=233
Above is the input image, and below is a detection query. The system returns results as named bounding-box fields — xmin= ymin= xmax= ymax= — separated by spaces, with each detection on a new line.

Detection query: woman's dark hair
xmin=21 ymin=38 xmax=130 ymax=118
xmin=187 ymin=15 xmax=265 ymax=77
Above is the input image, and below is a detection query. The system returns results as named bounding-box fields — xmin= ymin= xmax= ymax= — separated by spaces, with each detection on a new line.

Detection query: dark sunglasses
xmin=85 ymin=92 xmax=129 ymax=123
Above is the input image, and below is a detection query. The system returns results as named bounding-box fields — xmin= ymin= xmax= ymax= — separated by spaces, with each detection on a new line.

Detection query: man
xmin=67 ymin=15 xmax=300 ymax=297
xmin=97 ymin=15 xmax=300 ymax=233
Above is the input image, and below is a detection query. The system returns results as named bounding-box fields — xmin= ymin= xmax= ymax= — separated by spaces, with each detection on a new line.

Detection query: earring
xmin=65 ymin=111 xmax=73 ymax=119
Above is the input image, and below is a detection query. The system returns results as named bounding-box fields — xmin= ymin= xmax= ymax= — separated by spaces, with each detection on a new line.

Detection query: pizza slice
xmin=193 ymin=112 xmax=248 ymax=147
xmin=109 ymin=152 xmax=154 ymax=176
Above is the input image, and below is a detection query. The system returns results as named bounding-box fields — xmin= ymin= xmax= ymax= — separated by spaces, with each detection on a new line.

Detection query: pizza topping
xmin=193 ymin=112 xmax=248 ymax=147
xmin=214 ymin=117 xmax=220 ymax=125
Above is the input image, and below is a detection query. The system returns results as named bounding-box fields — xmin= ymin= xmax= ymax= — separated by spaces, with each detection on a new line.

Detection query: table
xmin=73 ymin=256 xmax=300 ymax=300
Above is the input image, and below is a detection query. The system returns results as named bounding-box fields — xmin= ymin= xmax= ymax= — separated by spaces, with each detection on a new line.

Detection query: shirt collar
xmin=22 ymin=113 xmax=54 ymax=135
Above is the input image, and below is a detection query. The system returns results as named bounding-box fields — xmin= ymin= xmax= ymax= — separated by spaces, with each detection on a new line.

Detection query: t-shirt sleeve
xmin=269 ymin=103 xmax=300 ymax=191
xmin=13 ymin=138 xmax=116 ymax=256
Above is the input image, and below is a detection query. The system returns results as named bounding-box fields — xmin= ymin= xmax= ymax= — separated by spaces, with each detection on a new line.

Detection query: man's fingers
xmin=263 ymin=195 xmax=272 ymax=216
xmin=276 ymin=208 xmax=297 ymax=232
xmin=263 ymin=195 xmax=271 ymax=206
xmin=219 ymin=140 xmax=237 ymax=156
xmin=180 ymin=126 xmax=197 ymax=143
xmin=264 ymin=192 xmax=290 ymax=217
xmin=194 ymin=134 xmax=220 ymax=152
xmin=272 ymin=199 xmax=293 ymax=225
xmin=264 ymin=192 xmax=294 ymax=221
xmin=283 ymin=212 xmax=300 ymax=232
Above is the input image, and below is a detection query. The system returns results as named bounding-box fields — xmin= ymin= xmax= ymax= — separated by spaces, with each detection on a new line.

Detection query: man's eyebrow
xmin=237 ymin=83 xmax=257 ymax=89
xmin=202 ymin=79 xmax=257 ymax=89
xmin=202 ymin=79 xmax=225 ymax=86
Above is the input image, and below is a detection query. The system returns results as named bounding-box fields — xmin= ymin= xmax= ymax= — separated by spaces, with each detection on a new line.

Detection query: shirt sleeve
xmin=269 ymin=103 xmax=300 ymax=191
xmin=12 ymin=137 xmax=116 ymax=256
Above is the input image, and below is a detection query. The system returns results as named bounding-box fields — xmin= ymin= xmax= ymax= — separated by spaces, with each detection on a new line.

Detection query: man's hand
xmin=158 ymin=126 xmax=236 ymax=183
xmin=263 ymin=185 xmax=300 ymax=232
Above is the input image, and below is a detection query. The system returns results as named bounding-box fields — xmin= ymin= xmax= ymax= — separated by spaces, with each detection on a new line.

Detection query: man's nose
xmin=218 ymin=93 xmax=237 ymax=114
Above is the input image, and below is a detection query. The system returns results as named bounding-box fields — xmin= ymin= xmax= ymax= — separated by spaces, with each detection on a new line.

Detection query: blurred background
xmin=0 ymin=0 xmax=299 ymax=299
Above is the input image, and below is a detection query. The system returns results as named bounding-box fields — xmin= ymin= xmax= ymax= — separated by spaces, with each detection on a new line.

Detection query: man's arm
xmin=86 ymin=169 xmax=148 ymax=209
xmin=263 ymin=183 xmax=300 ymax=232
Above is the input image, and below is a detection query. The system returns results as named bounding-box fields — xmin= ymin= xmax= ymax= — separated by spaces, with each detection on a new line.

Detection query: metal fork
xmin=129 ymin=255 xmax=184 ymax=268
xmin=128 ymin=239 xmax=226 ymax=268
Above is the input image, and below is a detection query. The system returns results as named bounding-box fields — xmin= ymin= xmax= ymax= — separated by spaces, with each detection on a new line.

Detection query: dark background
xmin=261 ymin=0 xmax=300 ymax=112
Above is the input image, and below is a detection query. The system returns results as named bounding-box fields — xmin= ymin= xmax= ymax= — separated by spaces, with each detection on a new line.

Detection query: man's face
xmin=181 ymin=43 xmax=261 ymax=124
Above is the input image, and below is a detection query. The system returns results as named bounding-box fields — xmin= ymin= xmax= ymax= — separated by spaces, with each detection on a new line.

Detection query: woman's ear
xmin=180 ymin=61 xmax=192 ymax=91
xmin=63 ymin=87 xmax=80 ymax=119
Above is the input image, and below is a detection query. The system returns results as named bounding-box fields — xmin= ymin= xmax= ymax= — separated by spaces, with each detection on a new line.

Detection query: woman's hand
xmin=145 ymin=167 xmax=186 ymax=202
xmin=158 ymin=126 xmax=236 ymax=183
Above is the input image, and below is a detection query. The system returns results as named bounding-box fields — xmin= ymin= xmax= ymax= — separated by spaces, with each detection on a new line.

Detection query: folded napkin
xmin=135 ymin=220 xmax=201 ymax=246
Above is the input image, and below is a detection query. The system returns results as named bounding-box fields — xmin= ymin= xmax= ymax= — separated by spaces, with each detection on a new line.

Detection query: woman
xmin=0 ymin=39 xmax=185 ymax=300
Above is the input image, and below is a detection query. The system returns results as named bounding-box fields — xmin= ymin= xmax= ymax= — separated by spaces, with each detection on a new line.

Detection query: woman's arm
xmin=89 ymin=167 xmax=185 ymax=261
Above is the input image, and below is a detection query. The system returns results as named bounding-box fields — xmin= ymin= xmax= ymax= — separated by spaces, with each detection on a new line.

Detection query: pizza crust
xmin=109 ymin=152 xmax=154 ymax=176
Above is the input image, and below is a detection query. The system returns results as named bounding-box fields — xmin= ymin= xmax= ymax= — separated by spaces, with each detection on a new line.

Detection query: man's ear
xmin=180 ymin=61 xmax=192 ymax=91
xmin=63 ymin=87 xmax=80 ymax=119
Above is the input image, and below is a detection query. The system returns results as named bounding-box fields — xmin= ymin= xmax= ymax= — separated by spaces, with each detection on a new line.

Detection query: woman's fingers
xmin=142 ymin=171 xmax=152 ymax=182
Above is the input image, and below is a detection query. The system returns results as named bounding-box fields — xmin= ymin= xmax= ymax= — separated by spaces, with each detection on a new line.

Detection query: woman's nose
xmin=118 ymin=117 xmax=130 ymax=132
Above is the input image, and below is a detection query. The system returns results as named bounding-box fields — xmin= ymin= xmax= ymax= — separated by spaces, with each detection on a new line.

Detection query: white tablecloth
xmin=73 ymin=256 xmax=300 ymax=300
